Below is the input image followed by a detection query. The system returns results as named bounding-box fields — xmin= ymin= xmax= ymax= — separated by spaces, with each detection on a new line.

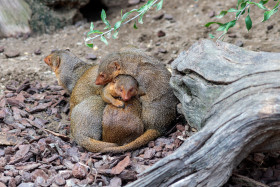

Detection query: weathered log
xmin=127 ymin=40 xmax=280 ymax=186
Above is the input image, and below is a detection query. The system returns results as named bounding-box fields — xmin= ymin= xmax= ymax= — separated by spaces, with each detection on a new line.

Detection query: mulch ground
xmin=0 ymin=80 xmax=280 ymax=187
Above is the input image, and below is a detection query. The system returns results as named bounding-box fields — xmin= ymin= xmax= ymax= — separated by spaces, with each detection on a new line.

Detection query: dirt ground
xmin=1 ymin=0 xmax=280 ymax=186
xmin=1 ymin=0 xmax=280 ymax=93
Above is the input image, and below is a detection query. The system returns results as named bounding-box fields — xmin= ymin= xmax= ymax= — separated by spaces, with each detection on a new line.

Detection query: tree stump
xmin=127 ymin=40 xmax=280 ymax=186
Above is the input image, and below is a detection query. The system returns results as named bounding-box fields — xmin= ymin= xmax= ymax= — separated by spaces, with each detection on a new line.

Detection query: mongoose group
xmin=44 ymin=48 xmax=178 ymax=153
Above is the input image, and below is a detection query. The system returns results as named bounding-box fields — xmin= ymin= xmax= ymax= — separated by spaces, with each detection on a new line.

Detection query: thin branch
xmin=84 ymin=0 xmax=160 ymax=43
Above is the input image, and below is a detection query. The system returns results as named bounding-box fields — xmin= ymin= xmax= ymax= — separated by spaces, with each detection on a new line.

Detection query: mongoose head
xmin=113 ymin=75 xmax=138 ymax=101
xmin=44 ymin=52 xmax=61 ymax=78
xmin=96 ymin=61 xmax=122 ymax=85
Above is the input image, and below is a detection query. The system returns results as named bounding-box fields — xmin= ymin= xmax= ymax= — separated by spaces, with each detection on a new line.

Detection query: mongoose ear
xmin=55 ymin=56 xmax=61 ymax=70
xmin=113 ymin=62 xmax=121 ymax=70
xmin=65 ymin=49 xmax=70 ymax=51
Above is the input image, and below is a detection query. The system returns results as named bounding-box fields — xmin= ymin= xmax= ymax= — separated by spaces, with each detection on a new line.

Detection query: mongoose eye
xmin=100 ymin=73 xmax=105 ymax=79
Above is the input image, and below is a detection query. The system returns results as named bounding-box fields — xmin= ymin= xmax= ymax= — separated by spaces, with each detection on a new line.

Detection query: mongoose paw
xmin=113 ymin=100 xmax=125 ymax=108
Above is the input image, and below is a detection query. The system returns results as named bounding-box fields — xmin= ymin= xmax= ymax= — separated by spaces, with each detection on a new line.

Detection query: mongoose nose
xmin=44 ymin=56 xmax=50 ymax=65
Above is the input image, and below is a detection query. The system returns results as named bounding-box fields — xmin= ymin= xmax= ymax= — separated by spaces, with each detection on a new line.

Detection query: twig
xmin=84 ymin=0 xmax=160 ymax=43
xmin=232 ymin=173 xmax=269 ymax=187
xmin=44 ymin=129 xmax=70 ymax=141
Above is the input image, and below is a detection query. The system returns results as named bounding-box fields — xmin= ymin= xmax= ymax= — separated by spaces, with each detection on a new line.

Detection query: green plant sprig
xmin=205 ymin=0 xmax=280 ymax=40
xmin=84 ymin=0 xmax=163 ymax=48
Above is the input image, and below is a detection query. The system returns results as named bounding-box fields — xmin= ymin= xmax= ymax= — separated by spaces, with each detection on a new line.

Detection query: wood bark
xmin=127 ymin=40 xmax=280 ymax=186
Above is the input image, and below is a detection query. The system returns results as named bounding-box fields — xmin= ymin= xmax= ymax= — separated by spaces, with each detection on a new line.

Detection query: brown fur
xmin=102 ymin=75 xmax=144 ymax=147
xmin=44 ymin=49 xmax=177 ymax=153
xmin=96 ymin=49 xmax=178 ymax=153
xmin=44 ymin=49 xmax=92 ymax=93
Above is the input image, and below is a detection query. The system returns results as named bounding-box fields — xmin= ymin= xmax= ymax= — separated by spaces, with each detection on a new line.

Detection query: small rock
xmin=34 ymin=49 xmax=41 ymax=55
xmin=72 ymin=163 xmax=87 ymax=179
xmin=54 ymin=175 xmax=66 ymax=186
xmin=153 ymin=13 xmax=164 ymax=20
xmin=118 ymin=170 xmax=137 ymax=182
xmin=66 ymin=178 xmax=80 ymax=187
xmin=0 ymin=182 xmax=6 ymax=187
xmin=59 ymin=170 xmax=72 ymax=180
xmin=235 ymin=40 xmax=244 ymax=47
xmin=4 ymin=50 xmax=20 ymax=58
xmin=155 ymin=152 xmax=162 ymax=158
xmin=108 ymin=177 xmax=122 ymax=187
xmin=263 ymin=168 xmax=273 ymax=178
xmin=165 ymin=144 xmax=175 ymax=151
xmin=9 ymin=178 xmax=17 ymax=187
xmin=31 ymin=169 xmax=49 ymax=182
xmin=21 ymin=171 xmax=32 ymax=182
xmin=164 ymin=14 xmax=173 ymax=20
xmin=4 ymin=115 xmax=15 ymax=125
xmin=128 ymin=0 xmax=140 ymax=6
xmin=267 ymin=24 xmax=274 ymax=30
xmin=228 ymin=33 xmax=237 ymax=38
xmin=0 ymin=46 xmax=4 ymax=53
xmin=16 ymin=163 xmax=41 ymax=172
xmin=143 ymin=149 xmax=156 ymax=159
xmin=86 ymin=53 xmax=97 ymax=60
xmin=18 ymin=183 xmax=35 ymax=187
xmin=253 ymin=153 xmax=265 ymax=163
xmin=158 ymin=48 xmax=167 ymax=53
xmin=157 ymin=30 xmax=166 ymax=37
xmin=148 ymin=141 xmax=155 ymax=148
xmin=176 ymin=124 xmax=185 ymax=132
xmin=208 ymin=11 xmax=216 ymax=18
xmin=111 ymin=156 xmax=131 ymax=175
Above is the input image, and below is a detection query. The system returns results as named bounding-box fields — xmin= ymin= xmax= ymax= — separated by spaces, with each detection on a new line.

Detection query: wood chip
xmin=111 ymin=156 xmax=131 ymax=175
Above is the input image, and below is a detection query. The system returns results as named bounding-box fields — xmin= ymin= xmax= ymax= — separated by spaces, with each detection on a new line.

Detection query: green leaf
xmin=248 ymin=2 xmax=268 ymax=10
xmin=217 ymin=23 xmax=227 ymax=31
xmin=112 ymin=31 xmax=119 ymax=39
xmin=205 ymin=22 xmax=223 ymax=27
xmin=240 ymin=2 xmax=247 ymax=15
xmin=273 ymin=1 xmax=280 ymax=9
xmin=216 ymin=10 xmax=228 ymax=18
xmin=101 ymin=35 xmax=108 ymax=45
xmin=101 ymin=9 xmax=107 ymax=23
xmin=262 ymin=8 xmax=278 ymax=22
xmin=114 ymin=21 xmax=122 ymax=30
xmin=134 ymin=21 xmax=138 ymax=29
xmin=224 ymin=20 xmax=236 ymax=32
xmin=228 ymin=8 xmax=239 ymax=12
xmin=87 ymin=30 xmax=103 ymax=36
xmin=122 ymin=12 xmax=131 ymax=21
xmin=217 ymin=20 xmax=236 ymax=33
xmin=137 ymin=0 xmax=153 ymax=13
xmin=237 ymin=0 xmax=247 ymax=9
xmin=245 ymin=14 xmax=252 ymax=31
xmin=156 ymin=0 xmax=163 ymax=11
xmin=138 ymin=13 xmax=144 ymax=24
xmin=90 ymin=22 xmax=94 ymax=31
xmin=259 ymin=0 xmax=269 ymax=5
xmin=101 ymin=9 xmax=111 ymax=28
xmin=86 ymin=44 xmax=93 ymax=48
xmin=209 ymin=33 xmax=215 ymax=38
